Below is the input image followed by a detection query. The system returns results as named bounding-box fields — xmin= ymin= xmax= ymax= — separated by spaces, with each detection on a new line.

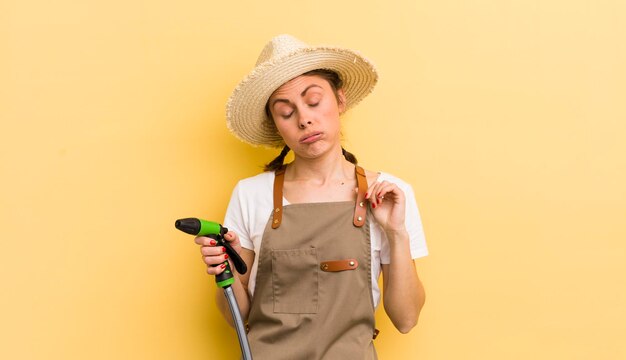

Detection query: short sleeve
xmin=403 ymin=183 xmax=428 ymax=259
xmin=223 ymin=182 xmax=254 ymax=251
xmin=379 ymin=181 xmax=428 ymax=264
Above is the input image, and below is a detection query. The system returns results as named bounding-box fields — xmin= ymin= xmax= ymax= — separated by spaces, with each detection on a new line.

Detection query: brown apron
xmin=246 ymin=165 xmax=377 ymax=360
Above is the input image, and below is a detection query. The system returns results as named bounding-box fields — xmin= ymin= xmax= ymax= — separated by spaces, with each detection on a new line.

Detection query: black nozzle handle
xmin=222 ymin=240 xmax=248 ymax=275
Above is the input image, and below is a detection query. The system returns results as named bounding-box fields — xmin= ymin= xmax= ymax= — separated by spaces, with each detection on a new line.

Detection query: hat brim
xmin=226 ymin=46 xmax=378 ymax=147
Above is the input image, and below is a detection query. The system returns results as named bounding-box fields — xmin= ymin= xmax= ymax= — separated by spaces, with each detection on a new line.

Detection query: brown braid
xmin=341 ymin=147 xmax=358 ymax=165
xmin=263 ymin=145 xmax=291 ymax=172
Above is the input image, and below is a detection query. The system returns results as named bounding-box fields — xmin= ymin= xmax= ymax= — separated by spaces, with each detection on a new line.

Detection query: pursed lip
xmin=299 ymin=132 xmax=323 ymax=143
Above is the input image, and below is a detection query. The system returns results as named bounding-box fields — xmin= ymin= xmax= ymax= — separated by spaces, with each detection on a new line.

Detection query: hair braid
xmin=342 ymin=147 xmax=358 ymax=165
xmin=263 ymin=145 xmax=291 ymax=172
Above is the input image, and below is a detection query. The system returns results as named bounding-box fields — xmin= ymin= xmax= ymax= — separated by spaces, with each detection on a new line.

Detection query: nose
xmin=298 ymin=120 xmax=312 ymax=129
xmin=298 ymin=108 xmax=313 ymax=129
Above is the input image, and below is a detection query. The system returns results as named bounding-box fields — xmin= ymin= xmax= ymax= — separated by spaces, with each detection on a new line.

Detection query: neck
xmin=288 ymin=146 xmax=354 ymax=184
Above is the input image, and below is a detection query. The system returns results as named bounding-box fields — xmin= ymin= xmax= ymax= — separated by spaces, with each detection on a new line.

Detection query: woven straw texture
xmin=226 ymin=34 xmax=378 ymax=147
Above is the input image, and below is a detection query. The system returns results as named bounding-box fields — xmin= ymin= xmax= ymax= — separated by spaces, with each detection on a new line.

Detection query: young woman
xmin=195 ymin=34 xmax=428 ymax=359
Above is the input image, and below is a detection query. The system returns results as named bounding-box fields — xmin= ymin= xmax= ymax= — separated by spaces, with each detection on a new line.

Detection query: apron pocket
xmin=271 ymin=248 xmax=319 ymax=314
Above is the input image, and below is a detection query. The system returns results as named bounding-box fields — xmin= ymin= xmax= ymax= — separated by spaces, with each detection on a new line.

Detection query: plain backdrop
xmin=1 ymin=0 xmax=625 ymax=358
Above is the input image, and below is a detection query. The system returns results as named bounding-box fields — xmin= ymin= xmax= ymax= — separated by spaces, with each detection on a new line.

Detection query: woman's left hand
xmin=366 ymin=180 xmax=406 ymax=233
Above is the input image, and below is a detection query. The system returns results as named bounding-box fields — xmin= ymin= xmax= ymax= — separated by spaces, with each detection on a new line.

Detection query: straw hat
xmin=226 ymin=34 xmax=378 ymax=147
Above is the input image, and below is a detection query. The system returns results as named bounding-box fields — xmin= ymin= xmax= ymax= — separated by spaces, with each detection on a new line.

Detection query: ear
xmin=337 ymin=88 xmax=347 ymax=113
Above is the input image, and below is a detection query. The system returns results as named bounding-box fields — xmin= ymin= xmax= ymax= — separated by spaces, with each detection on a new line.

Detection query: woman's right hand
xmin=194 ymin=231 xmax=242 ymax=275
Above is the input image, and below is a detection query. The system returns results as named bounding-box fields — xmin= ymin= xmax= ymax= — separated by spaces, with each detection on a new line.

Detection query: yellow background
xmin=2 ymin=0 xmax=625 ymax=358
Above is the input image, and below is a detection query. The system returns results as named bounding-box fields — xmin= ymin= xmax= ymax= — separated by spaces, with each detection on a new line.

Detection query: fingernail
xmin=224 ymin=254 xmax=229 ymax=259
xmin=209 ymin=240 xmax=216 ymax=246
xmin=220 ymin=263 xmax=226 ymax=269
xmin=365 ymin=192 xmax=369 ymax=199
xmin=222 ymin=247 xmax=226 ymax=253
xmin=372 ymin=203 xmax=376 ymax=208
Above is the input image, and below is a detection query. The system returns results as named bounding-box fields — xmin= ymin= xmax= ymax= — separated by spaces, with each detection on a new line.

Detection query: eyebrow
xmin=270 ymin=84 xmax=323 ymax=108
xmin=300 ymin=84 xmax=323 ymax=97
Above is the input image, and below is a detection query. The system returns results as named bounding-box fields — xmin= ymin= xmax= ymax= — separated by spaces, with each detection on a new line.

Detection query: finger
xmin=200 ymin=245 xmax=226 ymax=257
xmin=373 ymin=181 xmax=398 ymax=196
xmin=223 ymin=231 xmax=239 ymax=243
xmin=376 ymin=183 xmax=404 ymax=203
xmin=366 ymin=182 xmax=385 ymax=208
xmin=195 ymin=236 xmax=217 ymax=246
xmin=366 ymin=181 xmax=383 ymax=201
xmin=373 ymin=181 xmax=390 ymax=198
xmin=207 ymin=262 xmax=228 ymax=275
xmin=375 ymin=182 xmax=395 ymax=202
xmin=203 ymin=253 xmax=229 ymax=267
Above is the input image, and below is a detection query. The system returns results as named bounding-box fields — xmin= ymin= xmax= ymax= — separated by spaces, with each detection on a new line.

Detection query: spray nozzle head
xmin=175 ymin=218 xmax=202 ymax=235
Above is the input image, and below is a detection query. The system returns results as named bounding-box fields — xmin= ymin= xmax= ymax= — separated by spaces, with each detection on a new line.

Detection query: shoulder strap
xmin=272 ymin=165 xmax=368 ymax=228
xmin=353 ymin=165 xmax=368 ymax=227
xmin=271 ymin=166 xmax=286 ymax=229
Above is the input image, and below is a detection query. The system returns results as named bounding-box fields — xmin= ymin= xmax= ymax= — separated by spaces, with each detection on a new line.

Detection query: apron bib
xmin=247 ymin=166 xmax=378 ymax=360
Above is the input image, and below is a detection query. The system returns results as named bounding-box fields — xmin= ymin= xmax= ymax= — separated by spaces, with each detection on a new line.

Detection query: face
xmin=268 ymin=75 xmax=346 ymax=159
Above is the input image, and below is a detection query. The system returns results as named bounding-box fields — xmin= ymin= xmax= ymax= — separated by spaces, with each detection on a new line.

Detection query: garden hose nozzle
xmin=175 ymin=218 xmax=247 ymax=288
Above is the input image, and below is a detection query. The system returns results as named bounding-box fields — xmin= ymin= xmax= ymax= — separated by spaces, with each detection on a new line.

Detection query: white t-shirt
xmin=223 ymin=171 xmax=428 ymax=308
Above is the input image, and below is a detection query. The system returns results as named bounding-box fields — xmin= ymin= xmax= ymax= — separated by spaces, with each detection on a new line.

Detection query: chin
xmin=300 ymin=142 xmax=336 ymax=159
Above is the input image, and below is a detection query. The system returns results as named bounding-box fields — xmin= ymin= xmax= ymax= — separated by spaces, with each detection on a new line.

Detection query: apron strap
xmin=272 ymin=165 xmax=368 ymax=229
xmin=353 ymin=165 xmax=368 ymax=227
xmin=272 ymin=166 xmax=286 ymax=229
